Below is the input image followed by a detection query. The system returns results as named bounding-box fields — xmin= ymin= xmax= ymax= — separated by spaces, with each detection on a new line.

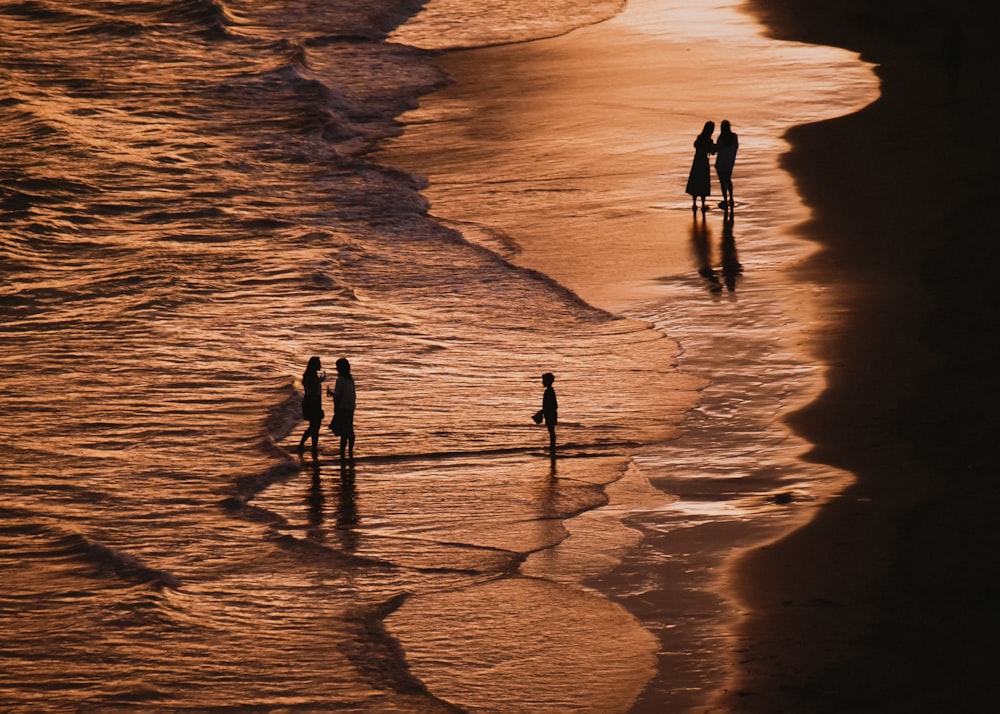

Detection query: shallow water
xmin=382 ymin=0 xmax=878 ymax=709
xmin=1 ymin=0 xmax=875 ymax=711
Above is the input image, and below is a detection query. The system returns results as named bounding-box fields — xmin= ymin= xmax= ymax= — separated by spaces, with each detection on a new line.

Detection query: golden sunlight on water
xmin=383 ymin=0 xmax=877 ymax=313
xmin=381 ymin=0 xmax=880 ymax=710
xmin=0 ymin=0 xmax=879 ymax=709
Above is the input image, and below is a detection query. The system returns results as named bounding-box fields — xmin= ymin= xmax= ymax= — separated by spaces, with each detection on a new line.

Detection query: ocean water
xmin=0 ymin=0 xmax=876 ymax=711
xmin=383 ymin=1 xmax=878 ymax=709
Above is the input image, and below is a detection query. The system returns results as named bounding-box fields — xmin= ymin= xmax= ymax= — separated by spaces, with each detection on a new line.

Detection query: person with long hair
xmin=296 ymin=356 xmax=326 ymax=457
xmin=327 ymin=357 xmax=356 ymax=460
xmin=685 ymin=120 xmax=716 ymax=212
xmin=715 ymin=119 xmax=739 ymax=209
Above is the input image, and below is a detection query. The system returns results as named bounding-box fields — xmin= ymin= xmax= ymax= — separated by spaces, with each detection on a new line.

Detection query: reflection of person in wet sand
xmin=337 ymin=461 xmax=358 ymax=531
xmin=312 ymin=459 xmax=358 ymax=553
xmin=691 ymin=211 xmax=721 ymax=292
xmin=720 ymin=209 xmax=743 ymax=292
xmin=303 ymin=460 xmax=359 ymax=550
xmin=715 ymin=120 xmax=738 ymax=209
xmin=685 ymin=121 xmax=716 ymax=213
xmin=296 ymin=356 xmax=326 ymax=457
xmin=327 ymin=357 xmax=356 ymax=460
xmin=306 ymin=461 xmax=325 ymax=540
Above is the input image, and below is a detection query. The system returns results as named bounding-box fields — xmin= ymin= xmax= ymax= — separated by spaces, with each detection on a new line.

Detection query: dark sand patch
xmin=716 ymin=0 xmax=1000 ymax=711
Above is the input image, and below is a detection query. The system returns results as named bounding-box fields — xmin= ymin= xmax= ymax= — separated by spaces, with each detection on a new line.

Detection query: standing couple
xmin=685 ymin=120 xmax=739 ymax=212
xmin=297 ymin=356 xmax=356 ymax=460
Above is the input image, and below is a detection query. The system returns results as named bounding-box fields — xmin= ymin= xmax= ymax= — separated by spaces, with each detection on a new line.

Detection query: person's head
xmin=720 ymin=120 xmax=732 ymax=135
xmin=336 ymin=358 xmax=351 ymax=376
xmin=701 ymin=121 xmax=715 ymax=137
xmin=306 ymin=356 xmax=322 ymax=373
xmin=542 ymin=372 xmax=555 ymax=387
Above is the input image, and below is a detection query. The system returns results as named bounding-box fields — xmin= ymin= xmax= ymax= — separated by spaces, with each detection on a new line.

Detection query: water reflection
xmin=542 ymin=457 xmax=559 ymax=519
xmin=690 ymin=211 xmax=721 ymax=293
xmin=720 ymin=209 xmax=743 ymax=293
xmin=303 ymin=460 xmax=360 ymax=554
xmin=307 ymin=462 xmax=326 ymax=542
xmin=690 ymin=208 xmax=742 ymax=295
xmin=335 ymin=461 xmax=360 ymax=555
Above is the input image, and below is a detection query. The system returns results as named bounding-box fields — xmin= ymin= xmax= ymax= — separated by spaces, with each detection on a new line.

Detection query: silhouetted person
xmin=685 ymin=121 xmax=716 ymax=213
xmin=327 ymin=357 xmax=356 ymax=460
xmin=944 ymin=19 xmax=964 ymax=102
xmin=540 ymin=372 xmax=558 ymax=453
xmin=691 ymin=211 xmax=721 ymax=293
xmin=715 ymin=120 xmax=738 ymax=208
xmin=297 ymin=356 xmax=326 ymax=457
xmin=720 ymin=210 xmax=743 ymax=292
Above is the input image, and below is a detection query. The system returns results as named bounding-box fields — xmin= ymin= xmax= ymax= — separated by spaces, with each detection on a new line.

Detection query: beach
xmin=384 ymin=0 xmax=1000 ymax=710
xmin=714 ymin=0 xmax=1000 ymax=710
xmin=1 ymin=3 xmax=699 ymax=709
xmin=1 ymin=0 xmax=996 ymax=710
xmin=381 ymin=1 xmax=882 ymax=710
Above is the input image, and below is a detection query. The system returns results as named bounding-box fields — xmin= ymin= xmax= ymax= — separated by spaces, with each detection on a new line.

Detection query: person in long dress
xmin=715 ymin=119 xmax=739 ymax=209
xmin=685 ymin=121 xmax=716 ymax=212
xmin=327 ymin=357 xmax=356 ymax=460
xmin=296 ymin=356 xmax=326 ymax=456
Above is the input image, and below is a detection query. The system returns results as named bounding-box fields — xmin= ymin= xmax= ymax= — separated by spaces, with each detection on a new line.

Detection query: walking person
xmin=715 ymin=120 xmax=739 ymax=209
xmin=297 ymin=356 xmax=326 ymax=457
xmin=685 ymin=121 xmax=716 ymax=213
xmin=539 ymin=372 xmax=558 ymax=453
xmin=327 ymin=357 xmax=356 ymax=460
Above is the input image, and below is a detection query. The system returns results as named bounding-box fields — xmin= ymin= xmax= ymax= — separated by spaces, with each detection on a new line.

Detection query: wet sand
xmin=715 ymin=0 xmax=1000 ymax=711
xmin=383 ymin=1 xmax=886 ymax=710
xmin=385 ymin=1 xmax=876 ymax=313
xmin=384 ymin=0 xmax=999 ymax=709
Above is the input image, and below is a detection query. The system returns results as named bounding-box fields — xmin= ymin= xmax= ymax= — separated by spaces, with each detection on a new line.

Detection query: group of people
xmin=295 ymin=125 xmax=739 ymax=461
xmin=296 ymin=360 xmax=559 ymax=459
xmin=296 ymin=356 xmax=356 ymax=459
xmin=685 ymin=119 xmax=739 ymax=213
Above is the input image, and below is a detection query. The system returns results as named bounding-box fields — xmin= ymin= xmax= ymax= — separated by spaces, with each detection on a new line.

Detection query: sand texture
xmin=716 ymin=0 xmax=1000 ymax=711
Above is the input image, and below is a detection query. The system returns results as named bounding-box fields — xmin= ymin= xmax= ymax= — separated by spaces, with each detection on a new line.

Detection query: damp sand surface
xmin=380 ymin=0 xmax=879 ymax=709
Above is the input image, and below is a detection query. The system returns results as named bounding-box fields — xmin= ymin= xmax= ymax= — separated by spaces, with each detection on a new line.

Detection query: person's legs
xmin=299 ymin=420 xmax=319 ymax=455
xmin=716 ymin=169 xmax=732 ymax=206
xmin=309 ymin=419 xmax=320 ymax=454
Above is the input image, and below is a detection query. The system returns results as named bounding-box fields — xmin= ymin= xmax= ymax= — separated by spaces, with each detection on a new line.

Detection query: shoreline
xmin=379 ymin=3 xmax=887 ymax=709
xmin=714 ymin=0 xmax=1000 ymax=710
